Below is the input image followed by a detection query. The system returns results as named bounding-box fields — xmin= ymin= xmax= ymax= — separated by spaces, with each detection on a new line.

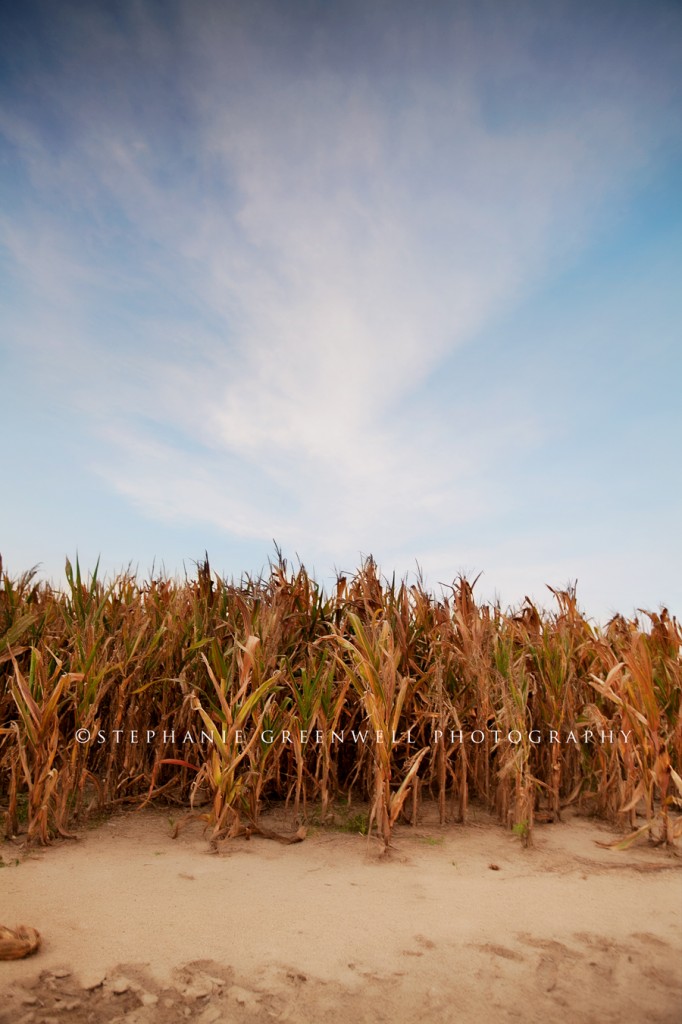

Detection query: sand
xmin=1 ymin=805 xmax=681 ymax=1024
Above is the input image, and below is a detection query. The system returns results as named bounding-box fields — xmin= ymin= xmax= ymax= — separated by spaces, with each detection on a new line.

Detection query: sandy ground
xmin=1 ymin=805 xmax=681 ymax=1024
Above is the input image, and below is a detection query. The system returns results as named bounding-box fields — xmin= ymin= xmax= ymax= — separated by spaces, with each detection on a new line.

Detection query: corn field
xmin=1 ymin=553 xmax=680 ymax=849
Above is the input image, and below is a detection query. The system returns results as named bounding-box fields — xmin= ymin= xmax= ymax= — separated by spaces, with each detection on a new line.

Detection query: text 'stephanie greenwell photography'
xmin=1 ymin=1 xmax=681 ymax=1022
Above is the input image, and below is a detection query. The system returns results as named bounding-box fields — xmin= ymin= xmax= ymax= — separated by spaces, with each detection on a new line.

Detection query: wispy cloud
xmin=2 ymin=1 xmax=681 ymax=601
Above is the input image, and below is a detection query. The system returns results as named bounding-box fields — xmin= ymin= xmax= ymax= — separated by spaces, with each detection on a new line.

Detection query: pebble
xmin=21 ymin=994 xmax=39 ymax=1006
xmin=182 ymin=978 xmax=213 ymax=1000
xmin=197 ymin=1006 xmax=222 ymax=1024
xmin=140 ymin=992 xmax=159 ymax=1006
xmin=202 ymin=974 xmax=225 ymax=988
xmin=229 ymin=985 xmax=259 ymax=1010
xmin=111 ymin=977 xmax=132 ymax=995
xmin=52 ymin=969 xmax=71 ymax=980
xmin=81 ymin=973 xmax=106 ymax=991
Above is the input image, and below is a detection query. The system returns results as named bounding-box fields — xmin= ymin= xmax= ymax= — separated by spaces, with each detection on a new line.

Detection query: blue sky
xmin=1 ymin=0 xmax=681 ymax=620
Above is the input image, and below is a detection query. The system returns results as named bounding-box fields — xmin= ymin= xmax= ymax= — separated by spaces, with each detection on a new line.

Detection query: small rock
xmin=111 ymin=977 xmax=132 ymax=995
xmin=21 ymin=994 xmax=39 ymax=1006
xmin=202 ymin=974 xmax=225 ymax=988
xmin=52 ymin=969 xmax=71 ymax=980
xmin=140 ymin=992 xmax=158 ymax=1006
xmin=536 ymin=956 xmax=558 ymax=993
xmin=61 ymin=1000 xmax=82 ymax=1012
xmin=81 ymin=973 xmax=106 ymax=991
xmin=229 ymin=985 xmax=259 ymax=1010
xmin=182 ymin=977 xmax=213 ymax=1000
xmin=197 ymin=1007 xmax=222 ymax=1024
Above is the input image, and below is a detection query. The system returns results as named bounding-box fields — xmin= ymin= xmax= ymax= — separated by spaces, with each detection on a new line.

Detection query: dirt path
xmin=1 ymin=807 xmax=681 ymax=1023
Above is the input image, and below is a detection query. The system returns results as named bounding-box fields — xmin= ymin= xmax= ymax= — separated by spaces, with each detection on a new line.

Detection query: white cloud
xmin=2 ymin=0 xmax=681 ymax=597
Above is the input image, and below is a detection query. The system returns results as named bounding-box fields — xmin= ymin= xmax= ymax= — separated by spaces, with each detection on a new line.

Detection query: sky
xmin=1 ymin=0 xmax=681 ymax=621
